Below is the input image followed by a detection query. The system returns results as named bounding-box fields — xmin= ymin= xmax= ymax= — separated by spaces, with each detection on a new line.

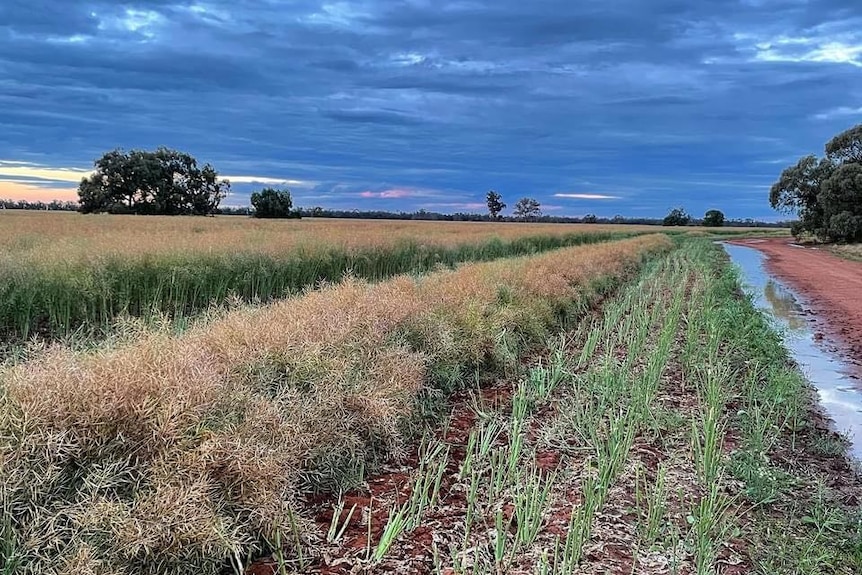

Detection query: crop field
xmin=0 ymin=213 xmax=657 ymax=340
xmin=0 ymin=211 xmax=783 ymax=258
xmin=0 ymin=212 xmax=785 ymax=342
xmin=0 ymin=217 xmax=853 ymax=575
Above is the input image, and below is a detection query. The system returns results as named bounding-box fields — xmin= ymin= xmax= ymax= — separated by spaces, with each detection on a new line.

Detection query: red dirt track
xmin=728 ymin=238 xmax=862 ymax=377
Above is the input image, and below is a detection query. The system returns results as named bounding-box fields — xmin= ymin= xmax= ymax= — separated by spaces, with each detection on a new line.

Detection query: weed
xmin=810 ymin=432 xmax=849 ymax=458
xmin=729 ymin=450 xmax=793 ymax=504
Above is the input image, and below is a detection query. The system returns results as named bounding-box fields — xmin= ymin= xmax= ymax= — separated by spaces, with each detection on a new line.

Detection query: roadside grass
xmin=0 ymin=234 xmax=671 ymax=575
xmin=829 ymin=243 xmax=862 ymax=262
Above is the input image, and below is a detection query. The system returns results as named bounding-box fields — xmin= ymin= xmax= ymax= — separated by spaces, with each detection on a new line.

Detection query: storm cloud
xmin=1 ymin=0 xmax=860 ymax=217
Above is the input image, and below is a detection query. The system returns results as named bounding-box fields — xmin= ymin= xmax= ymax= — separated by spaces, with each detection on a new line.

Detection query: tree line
xmin=0 ymin=199 xmax=78 ymax=211
xmin=487 ymin=191 xmax=727 ymax=227
xmin=280 ymin=207 xmax=778 ymax=227
xmin=0 ymin=195 xmax=787 ymax=228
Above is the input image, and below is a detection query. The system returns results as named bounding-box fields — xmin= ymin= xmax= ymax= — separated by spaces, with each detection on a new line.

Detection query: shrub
xmin=250 ymin=188 xmax=297 ymax=219
xmin=663 ymin=208 xmax=690 ymax=226
xmin=827 ymin=212 xmax=862 ymax=243
xmin=703 ymin=209 xmax=725 ymax=227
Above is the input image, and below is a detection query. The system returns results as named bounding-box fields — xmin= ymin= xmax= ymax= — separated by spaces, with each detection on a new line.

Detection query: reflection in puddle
xmin=763 ymin=280 xmax=807 ymax=331
xmin=723 ymin=243 xmax=862 ymax=460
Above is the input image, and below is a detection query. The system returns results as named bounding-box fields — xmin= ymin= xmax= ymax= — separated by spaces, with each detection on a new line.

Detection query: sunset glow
xmin=0 ymin=181 xmax=79 ymax=203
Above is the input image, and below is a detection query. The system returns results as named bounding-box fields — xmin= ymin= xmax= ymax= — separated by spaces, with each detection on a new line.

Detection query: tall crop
xmin=0 ymin=214 xmax=642 ymax=338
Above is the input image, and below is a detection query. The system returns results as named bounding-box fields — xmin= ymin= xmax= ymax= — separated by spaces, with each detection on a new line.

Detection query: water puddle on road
xmin=723 ymin=242 xmax=862 ymax=459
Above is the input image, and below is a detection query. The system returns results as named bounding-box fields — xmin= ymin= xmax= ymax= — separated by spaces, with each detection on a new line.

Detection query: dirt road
xmin=729 ymin=238 xmax=862 ymax=375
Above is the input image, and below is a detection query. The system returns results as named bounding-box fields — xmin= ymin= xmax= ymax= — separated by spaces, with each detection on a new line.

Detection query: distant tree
xmin=583 ymin=213 xmax=598 ymax=224
xmin=77 ymin=148 xmax=229 ymax=215
xmin=486 ymin=190 xmax=506 ymax=219
xmin=513 ymin=197 xmax=542 ymax=220
xmin=703 ymin=209 xmax=725 ymax=227
xmin=0 ymin=199 xmax=78 ymax=211
xmin=251 ymin=187 xmax=295 ymax=218
xmin=612 ymin=214 xmax=625 ymax=224
xmin=311 ymin=206 xmax=324 ymax=217
xmin=770 ymin=123 xmax=862 ymax=242
xmin=662 ymin=207 xmax=690 ymax=226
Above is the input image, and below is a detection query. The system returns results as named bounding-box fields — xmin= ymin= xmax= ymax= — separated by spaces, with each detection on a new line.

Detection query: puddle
xmin=723 ymin=243 xmax=862 ymax=460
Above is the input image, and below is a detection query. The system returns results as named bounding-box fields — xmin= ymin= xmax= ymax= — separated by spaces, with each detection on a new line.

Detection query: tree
xmin=486 ymin=190 xmax=506 ymax=220
xmin=769 ymin=155 xmax=834 ymax=238
xmin=703 ymin=209 xmax=725 ymax=227
xmin=583 ymin=213 xmax=598 ymax=223
xmin=662 ymin=207 xmax=690 ymax=226
xmin=770 ymin=123 xmax=862 ymax=242
xmin=251 ymin=187 xmax=295 ymax=218
xmin=77 ymin=148 xmax=229 ymax=215
xmin=820 ymin=163 xmax=862 ymax=242
xmin=826 ymin=124 xmax=862 ymax=165
xmin=513 ymin=197 xmax=541 ymax=220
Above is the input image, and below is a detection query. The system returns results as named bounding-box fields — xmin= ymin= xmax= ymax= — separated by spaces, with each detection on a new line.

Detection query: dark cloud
xmin=2 ymin=0 xmax=861 ymax=218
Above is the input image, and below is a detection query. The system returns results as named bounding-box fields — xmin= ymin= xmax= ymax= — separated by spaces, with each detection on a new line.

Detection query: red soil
xmin=534 ymin=450 xmax=561 ymax=471
xmin=245 ymin=561 xmax=277 ymax=575
xmin=729 ymin=238 xmax=862 ymax=379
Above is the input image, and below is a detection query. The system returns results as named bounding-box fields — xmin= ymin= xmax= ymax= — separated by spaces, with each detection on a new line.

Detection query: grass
xmin=829 ymin=243 xmax=862 ymax=262
xmin=0 ymin=234 xmax=671 ymax=574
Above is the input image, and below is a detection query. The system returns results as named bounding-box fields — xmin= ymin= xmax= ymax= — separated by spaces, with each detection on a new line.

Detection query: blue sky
xmin=1 ymin=0 xmax=860 ymax=219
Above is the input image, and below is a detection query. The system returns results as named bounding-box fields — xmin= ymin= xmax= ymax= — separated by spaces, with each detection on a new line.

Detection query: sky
xmin=1 ymin=0 xmax=861 ymax=219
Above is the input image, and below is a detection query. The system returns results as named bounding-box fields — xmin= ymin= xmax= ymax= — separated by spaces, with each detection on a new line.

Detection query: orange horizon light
xmin=0 ymin=181 xmax=80 ymax=203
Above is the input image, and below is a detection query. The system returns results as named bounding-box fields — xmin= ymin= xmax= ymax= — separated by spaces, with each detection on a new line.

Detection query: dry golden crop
xmin=0 ymin=211 xmax=666 ymax=262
